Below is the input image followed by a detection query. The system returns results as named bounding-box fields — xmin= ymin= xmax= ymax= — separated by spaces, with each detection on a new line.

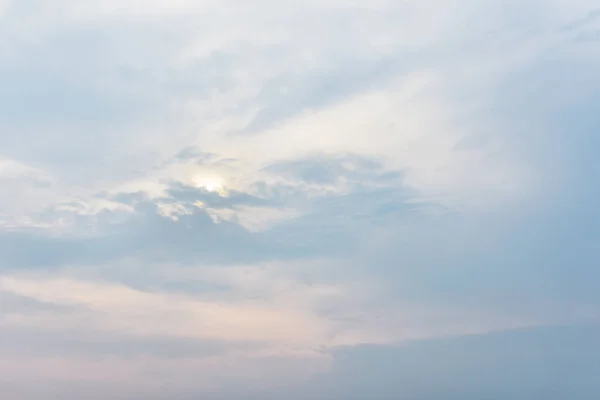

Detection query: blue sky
xmin=1 ymin=0 xmax=599 ymax=398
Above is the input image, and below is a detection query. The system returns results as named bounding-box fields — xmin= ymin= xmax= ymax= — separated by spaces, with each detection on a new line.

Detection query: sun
xmin=202 ymin=179 xmax=222 ymax=192
xmin=192 ymin=174 xmax=227 ymax=195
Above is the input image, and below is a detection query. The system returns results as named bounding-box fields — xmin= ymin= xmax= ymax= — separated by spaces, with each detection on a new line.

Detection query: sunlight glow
xmin=193 ymin=174 xmax=227 ymax=196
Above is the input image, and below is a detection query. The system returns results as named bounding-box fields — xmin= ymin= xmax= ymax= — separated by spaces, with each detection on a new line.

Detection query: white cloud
xmin=1 ymin=258 xmax=596 ymax=394
xmin=202 ymin=205 xmax=301 ymax=231
xmin=0 ymin=269 xmax=342 ymax=347
xmin=5 ymin=0 xmax=588 ymax=234
xmin=1 ymin=261 xmax=581 ymax=349
xmin=0 ymin=0 xmax=544 ymax=228
xmin=2 ymin=0 xmax=600 ymax=397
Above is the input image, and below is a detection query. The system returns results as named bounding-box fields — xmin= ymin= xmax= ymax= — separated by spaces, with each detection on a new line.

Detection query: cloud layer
xmin=1 ymin=0 xmax=600 ymax=398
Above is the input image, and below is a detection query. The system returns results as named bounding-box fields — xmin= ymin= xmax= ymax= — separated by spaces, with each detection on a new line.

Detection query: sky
xmin=1 ymin=0 xmax=600 ymax=399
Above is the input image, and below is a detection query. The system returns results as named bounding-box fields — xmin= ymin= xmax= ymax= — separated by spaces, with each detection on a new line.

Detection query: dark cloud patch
xmin=166 ymin=182 xmax=270 ymax=208
xmin=264 ymin=154 xmax=401 ymax=186
xmin=264 ymin=323 xmax=600 ymax=400
xmin=169 ymin=148 xmax=217 ymax=164
xmin=0 ymin=199 xmax=348 ymax=270
xmin=0 ymin=206 xmax=254 ymax=269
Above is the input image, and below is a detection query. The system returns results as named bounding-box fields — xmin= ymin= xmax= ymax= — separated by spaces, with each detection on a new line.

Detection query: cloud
xmin=1 ymin=260 xmax=570 ymax=398
xmin=281 ymin=323 xmax=600 ymax=400
xmin=1 ymin=0 xmax=600 ymax=398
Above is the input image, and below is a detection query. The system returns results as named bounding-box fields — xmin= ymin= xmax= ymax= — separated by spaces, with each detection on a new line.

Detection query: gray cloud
xmin=295 ymin=323 xmax=600 ymax=400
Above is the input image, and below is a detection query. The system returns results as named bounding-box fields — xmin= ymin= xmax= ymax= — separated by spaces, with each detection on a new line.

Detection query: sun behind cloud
xmin=192 ymin=173 xmax=228 ymax=196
